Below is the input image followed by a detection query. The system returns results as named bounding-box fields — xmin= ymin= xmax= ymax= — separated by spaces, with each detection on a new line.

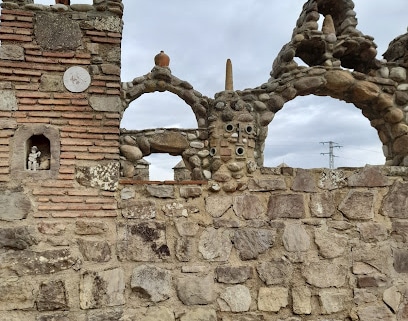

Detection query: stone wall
xmin=1 ymin=166 xmax=408 ymax=321
xmin=1 ymin=0 xmax=408 ymax=320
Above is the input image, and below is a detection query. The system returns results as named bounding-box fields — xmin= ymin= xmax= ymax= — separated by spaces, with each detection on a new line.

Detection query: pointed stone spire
xmin=225 ymin=58 xmax=233 ymax=91
xmin=322 ymin=15 xmax=335 ymax=35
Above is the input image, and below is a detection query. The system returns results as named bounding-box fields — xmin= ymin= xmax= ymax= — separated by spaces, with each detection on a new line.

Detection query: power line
xmin=320 ymin=141 xmax=342 ymax=169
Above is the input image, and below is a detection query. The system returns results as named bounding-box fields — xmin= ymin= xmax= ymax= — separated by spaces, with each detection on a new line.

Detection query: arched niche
xmin=11 ymin=125 xmax=60 ymax=180
xmin=263 ymin=95 xmax=385 ymax=168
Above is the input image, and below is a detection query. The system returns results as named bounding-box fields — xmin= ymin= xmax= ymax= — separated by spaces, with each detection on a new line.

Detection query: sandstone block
xmin=302 ymin=259 xmax=347 ymax=288
xmin=233 ymin=228 xmax=276 ymax=260
xmin=87 ymin=309 xmax=124 ymax=321
xmin=282 ymin=223 xmax=310 ymax=252
xmin=140 ymin=307 xmax=174 ymax=321
xmin=218 ymin=285 xmax=251 ymax=312
xmin=179 ymin=307 xmax=217 ymax=321
xmin=149 ymin=132 xmax=189 ymax=154
xmin=131 ymin=265 xmax=172 ymax=302
xmin=90 ymin=95 xmax=122 ymax=112
xmin=0 ymin=281 xmax=34 ymax=311
xmin=146 ymin=185 xmax=174 ymax=198
xmin=382 ymin=181 xmax=408 ymax=218
xmin=176 ymin=274 xmax=215 ymax=305
xmin=357 ymin=305 xmax=396 ymax=321
xmin=319 ymin=289 xmax=350 ymax=314
xmin=310 ymin=191 xmax=336 ymax=217
xmin=358 ymin=222 xmax=389 ymax=242
xmin=77 ymin=239 xmax=111 ymax=262
xmin=37 ymin=280 xmax=68 ymax=311
xmin=0 ymin=45 xmax=24 ymax=61
xmin=338 ymin=190 xmax=375 ymax=220
xmin=0 ymin=226 xmax=36 ymax=250
xmin=80 ymin=268 xmax=125 ymax=309
xmin=0 ymin=191 xmax=32 ymax=221
xmin=121 ymin=200 xmax=156 ymax=219
xmin=257 ymin=259 xmax=293 ymax=285
xmin=314 ymin=228 xmax=348 ymax=258
xmin=383 ymin=286 xmax=401 ymax=313
xmin=348 ymin=166 xmax=390 ymax=187
xmin=248 ymin=178 xmax=286 ymax=191
xmin=176 ymin=237 xmax=196 ymax=262
xmin=292 ymin=286 xmax=311 ymax=315
xmin=198 ymin=227 xmax=232 ymax=262
xmin=233 ymin=194 xmax=264 ymax=220
xmin=292 ymin=168 xmax=317 ymax=192
xmin=393 ymin=249 xmax=408 ymax=273
xmin=215 ymin=266 xmax=253 ymax=284
xmin=258 ymin=287 xmax=288 ymax=312
xmin=75 ymin=220 xmax=107 ymax=235
xmin=205 ymin=195 xmax=232 ymax=218
xmin=267 ymin=194 xmax=306 ymax=219
xmin=117 ymin=222 xmax=170 ymax=261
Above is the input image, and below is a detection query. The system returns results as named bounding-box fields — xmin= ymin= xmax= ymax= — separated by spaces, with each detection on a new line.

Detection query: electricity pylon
xmin=320 ymin=141 xmax=342 ymax=169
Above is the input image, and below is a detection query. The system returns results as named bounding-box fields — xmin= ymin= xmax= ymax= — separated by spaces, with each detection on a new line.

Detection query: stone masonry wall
xmin=1 ymin=1 xmax=408 ymax=321
xmin=1 ymin=166 xmax=408 ymax=321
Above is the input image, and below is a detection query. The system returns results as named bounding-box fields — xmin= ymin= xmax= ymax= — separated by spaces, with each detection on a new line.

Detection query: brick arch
xmin=122 ymin=67 xmax=210 ymax=128
xmin=256 ymin=67 xmax=401 ymax=165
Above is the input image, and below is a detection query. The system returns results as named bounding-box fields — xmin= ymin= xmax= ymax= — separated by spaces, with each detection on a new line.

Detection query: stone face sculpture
xmin=27 ymin=146 xmax=41 ymax=171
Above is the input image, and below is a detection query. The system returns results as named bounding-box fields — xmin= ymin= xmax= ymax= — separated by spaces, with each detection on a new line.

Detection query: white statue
xmin=28 ymin=146 xmax=41 ymax=171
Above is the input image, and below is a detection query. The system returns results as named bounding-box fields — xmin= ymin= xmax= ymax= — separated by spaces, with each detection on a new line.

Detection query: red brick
xmin=62 ymin=113 xmax=94 ymax=119
xmin=16 ymin=16 xmax=33 ymax=22
xmin=106 ymin=82 xmax=121 ymax=88
xmin=19 ymin=105 xmax=53 ymax=111
xmin=61 ymin=145 xmax=88 ymax=152
xmin=107 ymin=32 xmax=122 ymax=38
xmin=28 ymin=111 xmax=60 ymax=118
xmin=0 ymin=130 xmax=14 ymax=138
xmin=38 ymin=99 xmax=71 ymax=105
xmin=43 ymin=51 xmax=75 ymax=58
xmin=88 ymin=127 xmax=119 ymax=134
xmin=16 ymin=91 xmax=50 ymax=99
xmin=0 ymin=146 xmax=10 ymax=153
xmin=1 ymin=9 xmax=34 ymax=17
xmin=88 ymin=146 xmax=118 ymax=154
xmin=61 ymin=126 xmax=87 ymax=133
xmin=0 ymin=26 xmax=15 ymax=34
xmin=71 ymin=99 xmax=89 ymax=106
xmin=86 ymin=30 xmax=106 ymax=37
xmin=15 ymin=28 xmax=32 ymax=36
xmin=103 ymin=154 xmax=120 ymax=160
xmin=61 ymin=138 xmax=93 ymax=146
xmin=57 ymin=174 xmax=75 ymax=180
xmin=0 ymin=14 xmax=16 ymax=21
xmin=59 ymin=159 xmax=76 ymax=166
xmin=0 ymin=34 xmax=31 ymax=41
xmin=40 ymin=181 xmax=74 ymax=188
xmin=64 ymin=132 xmax=104 ymax=140
xmin=94 ymin=140 xmax=120 ymax=147
xmin=60 ymin=152 xmax=76 ymax=159
xmin=15 ymin=84 xmax=39 ymax=90
xmin=0 ymin=167 xmax=9 ymax=174
xmin=88 ymin=87 xmax=105 ymax=94
xmin=33 ymin=212 xmax=50 ymax=218
xmin=59 ymin=58 xmax=90 ymax=65
xmin=51 ymin=210 xmax=118 ymax=218
xmin=1 ymin=21 xmax=33 ymax=29
xmin=36 ymin=197 xmax=50 ymax=202
xmin=104 ymin=120 xmax=120 ymax=126
xmin=33 ymin=188 xmax=67 ymax=196
xmin=85 ymin=197 xmax=115 ymax=204
xmin=0 ymin=68 xmax=13 ymax=74
xmin=53 ymin=93 xmax=86 ymax=99
xmin=0 ymin=61 xmax=64 ymax=72
xmin=0 ymin=75 xmax=31 ymax=82
xmin=54 ymin=106 xmax=91 ymax=112
xmin=38 ymin=204 xmax=68 ymax=211
xmin=67 ymin=189 xmax=99 ymax=197
xmin=68 ymin=120 xmax=101 ymax=127
xmin=105 ymin=113 xmax=121 ymax=119
xmin=0 ymin=111 xmax=12 ymax=117
xmin=50 ymin=196 xmax=83 ymax=203
xmin=74 ymin=153 xmax=105 ymax=160
xmin=25 ymin=56 xmax=58 ymax=64
xmin=59 ymin=167 xmax=75 ymax=174
xmin=75 ymin=52 xmax=91 ymax=59
xmin=91 ymin=80 xmax=106 ymax=87
xmin=90 ymin=37 xmax=121 ymax=44
xmin=106 ymin=89 xmax=120 ymax=95
xmin=14 ymin=69 xmax=41 ymax=76
xmin=0 ymin=138 xmax=10 ymax=145
xmin=93 ymin=75 xmax=120 ymax=81
xmin=16 ymin=117 xmax=50 ymax=124
xmin=50 ymin=119 xmax=69 ymax=126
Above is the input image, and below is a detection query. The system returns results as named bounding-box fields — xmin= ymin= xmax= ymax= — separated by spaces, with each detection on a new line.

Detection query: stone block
xmin=393 ymin=249 xmax=408 ymax=273
xmin=75 ymin=162 xmax=119 ymax=192
xmin=347 ymin=166 xmax=391 ymax=187
xmin=292 ymin=169 xmax=317 ymax=192
xmin=358 ymin=222 xmax=389 ymax=242
xmin=292 ymin=286 xmax=311 ymax=315
xmin=0 ymin=45 xmax=24 ymax=61
xmin=80 ymin=268 xmax=125 ymax=309
xmin=0 ymin=191 xmax=32 ymax=221
xmin=353 ymin=243 xmax=393 ymax=275
xmin=179 ymin=307 xmax=217 ymax=321
xmin=310 ymin=191 xmax=336 ymax=217
xmin=175 ymin=237 xmax=196 ymax=262
xmin=357 ymin=305 xmax=396 ymax=321
xmin=314 ymin=228 xmax=348 ymax=259
xmin=87 ymin=308 xmax=124 ymax=321
xmin=139 ymin=307 xmax=174 ymax=321
xmin=117 ymin=222 xmax=170 ymax=262
xmin=258 ymin=287 xmax=288 ymax=312
xmin=0 ymin=281 xmax=35 ymax=310
xmin=37 ymin=280 xmax=68 ymax=311
xmin=176 ymin=274 xmax=215 ymax=305
xmin=0 ymin=90 xmax=17 ymax=111
xmin=90 ymin=95 xmax=122 ymax=112
xmin=215 ymin=266 xmax=253 ymax=284
xmin=267 ymin=194 xmax=306 ymax=219
xmin=319 ymin=289 xmax=350 ymax=314
xmin=233 ymin=228 xmax=276 ymax=260
xmin=180 ymin=186 xmax=202 ymax=198
xmin=233 ymin=194 xmax=264 ymax=220
xmin=198 ymin=227 xmax=232 ymax=262
xmin=302 ymin=259 xmax=347 ymax=288
xmin=205 ymin=195 xmax=232 ymax=218
xmin=146 ymin=185 xmax=175 ymax=198
xmin=338 ymin=190 xmax=375 ymax=220
xmin=282 ymin=223 xmax=310 ymax=252
xmin=0 ymin=249 xmax=77 ymax=276
xmin=248 ymin=178 xmax=286 ymax=191
xmin=0 ymin=226 xmax=37 ymax=250
xmin=40 ymin=74 xmax=64 ymax=92
xmin=121 ymin=200 xmax=156 ymax=219
xmin=257 ymin=259 xmax=293 ymax=285
xmin=75 ymin=221 xmax=107 ymax=235
xmin=382 ymin=181 xmax=408 ymax=218
xmin=131 ymin=265 xmax=172 ymax=302
xmin=218 ymin=285 xmax=251 ymax=312
xmin=77 ymin=239 xmax=111 ymax=262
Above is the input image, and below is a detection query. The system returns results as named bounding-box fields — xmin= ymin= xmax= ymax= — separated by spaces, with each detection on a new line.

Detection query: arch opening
xmin=263 ymin=96 xmax=385 ymax=169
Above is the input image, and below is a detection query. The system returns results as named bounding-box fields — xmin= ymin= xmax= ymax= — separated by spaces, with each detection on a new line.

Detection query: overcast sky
xmin=39 ymin=0 xmax=407 ymax=179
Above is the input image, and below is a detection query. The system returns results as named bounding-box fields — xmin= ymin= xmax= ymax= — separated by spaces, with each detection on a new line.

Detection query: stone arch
xmin=254 ymin=67 xmax=401 ymax=166
xmin=122 ymin=66 xmax=210 ymax=128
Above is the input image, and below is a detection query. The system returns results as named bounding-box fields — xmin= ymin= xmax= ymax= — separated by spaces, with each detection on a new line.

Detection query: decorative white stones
xmin=63 ymin=66 xmax=91 ymax=93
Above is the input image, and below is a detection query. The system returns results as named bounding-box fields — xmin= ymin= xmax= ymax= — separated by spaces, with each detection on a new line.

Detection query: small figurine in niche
xmin=28 ymin=146 xmax=41 ymax=171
